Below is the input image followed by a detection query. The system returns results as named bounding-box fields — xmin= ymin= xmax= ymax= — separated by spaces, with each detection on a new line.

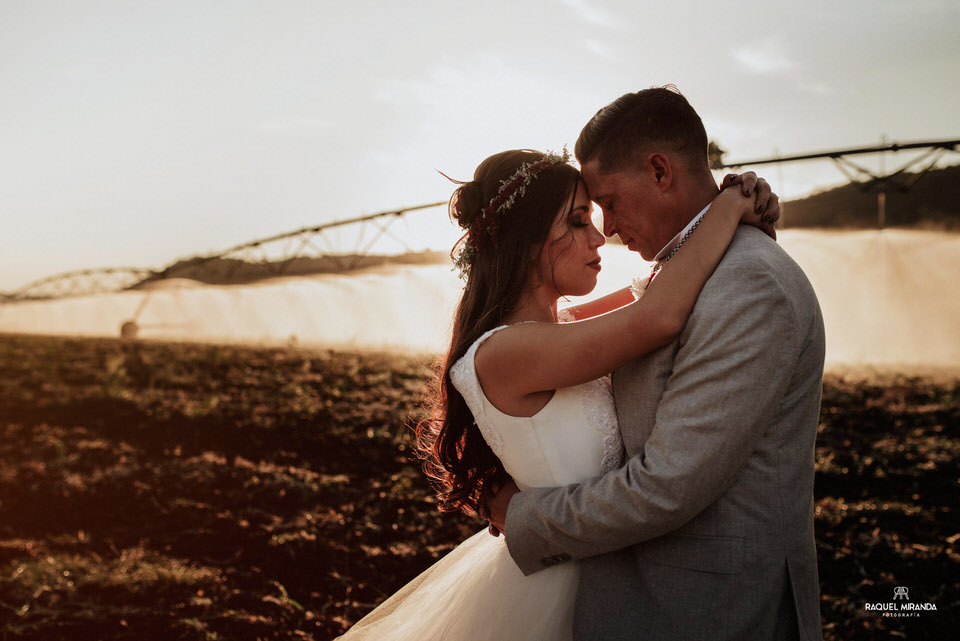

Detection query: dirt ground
xmin=0 ymin=334 xmax=956 ymax=640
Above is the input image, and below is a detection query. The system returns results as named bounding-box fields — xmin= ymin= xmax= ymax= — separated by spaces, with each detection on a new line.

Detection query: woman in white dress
xmin=336 ymin=149 xmax=777 ymax=640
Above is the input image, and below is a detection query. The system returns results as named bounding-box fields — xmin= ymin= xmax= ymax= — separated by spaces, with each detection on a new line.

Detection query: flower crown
xmin=453 ymin=148 xmax=572 ymax=280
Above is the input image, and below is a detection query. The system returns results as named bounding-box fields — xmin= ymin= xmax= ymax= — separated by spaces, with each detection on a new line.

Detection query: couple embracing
xmin=338 ymin=87 xmax=825 ymax=641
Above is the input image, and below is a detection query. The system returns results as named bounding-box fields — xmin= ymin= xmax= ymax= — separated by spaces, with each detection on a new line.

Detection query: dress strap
xmin=448 ymin=325 xmax=516 ymax=456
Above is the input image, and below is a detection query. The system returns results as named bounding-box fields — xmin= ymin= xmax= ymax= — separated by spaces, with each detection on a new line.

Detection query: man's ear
xmin=648 ymin=153 xmax=673 ymax=191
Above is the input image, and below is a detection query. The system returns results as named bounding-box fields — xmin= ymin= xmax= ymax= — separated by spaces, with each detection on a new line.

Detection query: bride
xmin=336 ymin=149 xmax=777 ymax=640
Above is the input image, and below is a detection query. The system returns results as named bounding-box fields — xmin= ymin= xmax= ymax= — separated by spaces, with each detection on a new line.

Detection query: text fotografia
xmin=864 ymin=587 xmax=938 ymax=618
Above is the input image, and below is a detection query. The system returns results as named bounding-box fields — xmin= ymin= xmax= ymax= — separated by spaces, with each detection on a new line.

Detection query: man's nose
xmin=601 ymin=212 xmax=617 ymax=238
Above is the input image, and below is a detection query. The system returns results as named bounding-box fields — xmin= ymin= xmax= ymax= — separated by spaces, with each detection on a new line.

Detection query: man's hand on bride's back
xmin=720 ymin=171 xmax=780 ymax=241
xmin=481 ymin=477 xmax=520 ymax=538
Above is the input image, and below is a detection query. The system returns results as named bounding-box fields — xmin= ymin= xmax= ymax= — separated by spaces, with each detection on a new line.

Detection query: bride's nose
xmin=589 ymin=223 xmax=605 ymax=248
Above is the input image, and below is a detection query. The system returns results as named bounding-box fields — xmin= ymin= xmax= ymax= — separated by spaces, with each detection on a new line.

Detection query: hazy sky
xmin=2 ymin=0 xmax=958 ymax=291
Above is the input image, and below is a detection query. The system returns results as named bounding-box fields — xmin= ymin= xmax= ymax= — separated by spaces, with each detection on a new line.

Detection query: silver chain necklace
xmin=648 ymin=215 xmax=705 ymax=280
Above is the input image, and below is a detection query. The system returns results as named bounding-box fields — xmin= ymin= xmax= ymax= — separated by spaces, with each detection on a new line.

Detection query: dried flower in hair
xmin=451 ymin=148 xmax=572 ymax=280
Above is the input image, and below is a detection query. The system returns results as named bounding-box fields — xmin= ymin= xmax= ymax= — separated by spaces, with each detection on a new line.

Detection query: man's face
xmin=581 ymin=158 xmax=681 ymax=261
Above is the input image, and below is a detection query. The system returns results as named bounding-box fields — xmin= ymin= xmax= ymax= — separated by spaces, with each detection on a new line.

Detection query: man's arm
xmin=503 ymin=255 xmax=805 ymax=576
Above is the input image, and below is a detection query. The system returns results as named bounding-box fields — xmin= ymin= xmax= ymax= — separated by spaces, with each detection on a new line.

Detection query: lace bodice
xmin=449 ymin=325 xmax=623 ymax=490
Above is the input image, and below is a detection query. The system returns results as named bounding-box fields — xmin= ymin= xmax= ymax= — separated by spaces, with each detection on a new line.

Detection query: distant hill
xmin=133 ymin=250 xmax=450 ymax=288
xmin=781 ymin=164 xmax=960 ymax=230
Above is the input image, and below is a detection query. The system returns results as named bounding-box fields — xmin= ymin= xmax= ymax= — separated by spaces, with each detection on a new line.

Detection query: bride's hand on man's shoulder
xmin=720 ymin=171 xmax=780 ymax=241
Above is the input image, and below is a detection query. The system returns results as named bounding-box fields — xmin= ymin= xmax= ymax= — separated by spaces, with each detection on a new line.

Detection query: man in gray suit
xmin=487 ymin=87 xmax=825 ymax=640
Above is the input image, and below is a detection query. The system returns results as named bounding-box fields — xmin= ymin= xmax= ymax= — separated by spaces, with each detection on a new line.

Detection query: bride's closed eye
xmin=570 ymin=203 xmax=594 ymax=228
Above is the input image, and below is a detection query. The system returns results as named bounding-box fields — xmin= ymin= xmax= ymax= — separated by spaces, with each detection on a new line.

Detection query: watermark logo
xmin=864 ymin=586 xmax=937 ymax=618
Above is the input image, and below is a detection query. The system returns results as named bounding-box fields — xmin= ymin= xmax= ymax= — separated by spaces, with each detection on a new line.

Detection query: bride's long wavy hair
xmin=415 ymin=150 xmax=580 ymax=517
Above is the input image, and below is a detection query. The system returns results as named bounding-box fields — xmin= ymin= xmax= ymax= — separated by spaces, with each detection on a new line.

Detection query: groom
xmin=487 ymin=87 xmax=825 ymax=641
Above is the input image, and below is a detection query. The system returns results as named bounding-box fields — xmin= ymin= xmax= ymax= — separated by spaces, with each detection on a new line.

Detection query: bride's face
xmin=536 ymin=179 xmax=605 ymax=298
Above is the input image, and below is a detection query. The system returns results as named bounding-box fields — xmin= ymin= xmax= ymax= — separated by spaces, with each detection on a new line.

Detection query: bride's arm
xmin=557 ymin=172 xmax=779 ymax=322
xmin=558 ymin=287 xmax=636 ymax=321
xmin=476 ymin=188 xmax=768 ymax=397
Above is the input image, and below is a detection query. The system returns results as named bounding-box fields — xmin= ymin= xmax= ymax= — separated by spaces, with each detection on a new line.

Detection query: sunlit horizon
xmin=2 ymin=229 xmax=959 ymax=373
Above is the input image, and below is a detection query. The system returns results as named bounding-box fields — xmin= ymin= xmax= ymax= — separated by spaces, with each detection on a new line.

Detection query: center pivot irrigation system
xmin=2 ymin=201 xmax=447 ymax=305
xmin=713 ymin=138 xmax=959 ymax=229
xmin=2 ymin=137 xmax=957 ymax=315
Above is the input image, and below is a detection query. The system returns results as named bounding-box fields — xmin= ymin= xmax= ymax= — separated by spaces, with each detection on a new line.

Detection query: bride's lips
xmin=587 ymin=257 xmax=601 ymax=272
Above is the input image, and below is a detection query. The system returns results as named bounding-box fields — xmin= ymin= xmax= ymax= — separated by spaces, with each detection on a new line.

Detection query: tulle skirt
xmin=336 ymin=528 xmax=579 ymax=640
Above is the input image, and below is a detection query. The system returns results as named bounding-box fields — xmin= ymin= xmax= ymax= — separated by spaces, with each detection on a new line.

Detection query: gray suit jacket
xmin=505 ymin=227 xmax=825 ymax=641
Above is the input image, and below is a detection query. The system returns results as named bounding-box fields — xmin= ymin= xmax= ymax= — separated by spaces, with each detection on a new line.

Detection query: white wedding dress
xmin=337 ymin=325 xmax=623 ymax=641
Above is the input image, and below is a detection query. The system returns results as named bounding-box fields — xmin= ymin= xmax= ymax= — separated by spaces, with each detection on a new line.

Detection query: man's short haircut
xmin=574 ymin=85 xmax=709 ymax=174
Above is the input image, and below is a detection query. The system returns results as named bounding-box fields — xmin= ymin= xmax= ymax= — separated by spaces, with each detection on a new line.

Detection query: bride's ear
xmin=526 ymin=244 xmax=545 ymax=285
xmin=529 ymin=237 xmax=547 ymax=261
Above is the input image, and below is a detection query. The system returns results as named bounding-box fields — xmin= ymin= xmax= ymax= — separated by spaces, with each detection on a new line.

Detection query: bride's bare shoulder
xmin=474 ymin=323 xmax=531 ymax=377
xmin=473 ymin=323 xmax=553 ymax=416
